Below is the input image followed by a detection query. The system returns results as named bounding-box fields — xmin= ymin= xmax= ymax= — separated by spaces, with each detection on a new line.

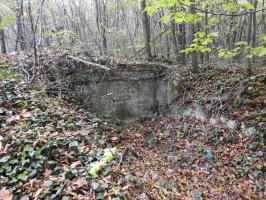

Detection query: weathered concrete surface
xmin=63 ymin=58 xmax=179 ymax=120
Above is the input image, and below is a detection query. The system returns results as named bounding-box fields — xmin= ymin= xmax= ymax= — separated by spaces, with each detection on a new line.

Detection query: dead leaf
xmin=20 ymin=195 xmax=30 ymax=200
xmin=111 ymin=136 xmax=118 ymax=141
xmin=0 ymin=144 xmax=9 ymax=155
xmin=70 ymin=161 xmax=82 ymax=169
xmin=21 ymin=110 xmax=33 ymax=118
xmin=44 ymin=169 xmax=53 ymax=178
xmin=33 ymin=188 xmax=44 ymax=200
xmin=0 ymin=188 xmax=13 ymax=200
xmin=7 ymin=115 xmax=21 ymax=123
xmin=72 ymin=176 xmax=87 ymax=188
xmin=2 ymin=100 xmax=11 ymax=109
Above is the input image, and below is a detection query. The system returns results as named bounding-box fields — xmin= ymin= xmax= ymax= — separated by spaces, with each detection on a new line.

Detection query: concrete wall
xmin=64 ymin=61 xmax=178 ymax=121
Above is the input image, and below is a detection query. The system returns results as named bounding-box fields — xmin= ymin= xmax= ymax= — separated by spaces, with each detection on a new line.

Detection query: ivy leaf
xmin=24 ymin=145 xmax=34 ymax=152
xmin=92 ymin=181 xmax=100 ymax=191
xmin=17 ymin=171 xmax=29 ymax=181
xmin=0 ymin=155 xmax=10 ymax=163
xmin=44 ymin=180 xmax=53 ymax=188
xmin=96 ymin=193 xmax=104 ymax=200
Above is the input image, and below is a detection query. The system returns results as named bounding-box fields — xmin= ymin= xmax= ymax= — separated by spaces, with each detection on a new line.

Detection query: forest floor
xmin=0 ymin=54 xmax=265 ymax=200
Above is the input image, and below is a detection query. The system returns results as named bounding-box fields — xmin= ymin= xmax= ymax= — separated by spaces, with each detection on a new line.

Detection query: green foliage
xmin=172 ymin=12 xmax=203 ymax=23
xmin=0 ymin=1 xmax=16 ymax=29
xmin=4 ymin=15 xmax=15 ymax=24
xmin=238 ymin=0 xmax=255 ymax=10
xmin=0 ymin=15 xmax=15 ymax=30
xmin=223 ymin=0 xmax=254 ymax=11
xmin=145 ymin=0 xmax=178 ymax=14
xmin=262 ymin=35 xmax=266 ymax=42
xmin=0 ymin=22 xmax=4 ymax=30
xmin=44 ymin=29 xmax=77 ymax=50
xmin=218 ymin=41 xmax=266 ymax=59
xmin=0 ymin=67 xmax=123 ymax=198
xmin=182 ymin=32 xmax=216 ymax=54
xmin=235 ymin=41 xmax=249 ymax=46
xmin=244 ymin=2 xmax=254 ymax=10
xmin=252 ymin=47 xmax=266 ymax=57
xmin=147 ymin=0 xmax=203 ymax=24
xmin=89 ymin=147 xmax=118 ymax=177
xmin=124 ymin=0 xmax=136 ymax=3
xmin=230 ymin=154 xmax=260 ymax=177
xmin=207 ymin=17 xmax=219 ymax=27
xmin=144 ymin=0 xmax=264 ymax=61
xmin=224 ymin=2 xmax=240 ymax=11
xmin=0 ymin=132 xmax=117 ymax=197
xmin=56 ymin=29 xmax=76 ymax=44
xmin=0 ymin=141 xmax=46 ymax=184
xmin=218 ymin=49 xmax=239 ymax=59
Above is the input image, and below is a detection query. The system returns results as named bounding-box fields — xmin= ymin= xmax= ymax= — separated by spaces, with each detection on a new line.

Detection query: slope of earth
xmin=0 ymin=55 xmax=130 ymax=200
xmin=175 ymin=64 xmax=265 ymax=131
xmin=114 ymin=116 xmax=265 ymax=199
xmin=0 ymin=54 xmax=265 ymax=200
xmin=109 ymin=64 xmax=265 ymax=199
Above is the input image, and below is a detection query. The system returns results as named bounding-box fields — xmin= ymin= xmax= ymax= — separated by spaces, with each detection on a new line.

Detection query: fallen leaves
xmin=72 ymin=177 xmax=88 ymax=188
xmin=1 ymin=56 xmax=265 ymax=199
xmin=21 ymin=110 xmax=33 ymax=118
xmin=111 ymin=113 xmax=266 ymax=199
xmin=44 ymin=169 xmax=53 ymax=178
xmin=70 ymin=161 xmax=82 ymax=169
xmin=0 ymin=68 xmax=124 ymax=199
xmin=0 ymin=188 xmax=13 ymax=200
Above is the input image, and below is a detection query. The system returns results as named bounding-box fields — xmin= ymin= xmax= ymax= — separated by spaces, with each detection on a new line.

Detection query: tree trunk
xmin=170 ymin=7 xmax=179 ymax=62
xmin=263 ymin=0 xmax=266 ymax=35
xmin=246 ymin=0 xmax=254 ymax=74
xmin=251 ymin=0 xmax=258 ymax=48
xmin=102 ymin=1 xmax=108 ymax=54
xmin=15 ymin=0 xmax=26 ymax=51
xmin=160 ymin=10 xmax=171 ymax=60
xmin=246 ymin=5 xmax=252 ymax=45
xmin=158 ymin=11 xmax=164 ymax=56
xmin=0 ymin=17 xmax=7 ymax=54
xmin=94 ymin=0 xmax=108 ymax=55
xmin=140 ymin=0 xmax=152 ymax=59
xmin=118 ymin=0 xmax=137 ymax=55
xmin=28 ymin=1 xmax=38 ymax=83
xmin=179 ymin=23 xmax=186 ymax=65
xmin=237 ymin=15 xmax=244 ymax=42
xmin=263 ymin=0 xmax=266 ymax=64
xmin=227 ymin=14 xmax=235 ymax=50
xmin=250 ymin=0 xmax=258 ymax=67
xmin=190 ymin=0 xmax=198 ymax=70
xmin=205 ymin=6 xmax=209 ymax=62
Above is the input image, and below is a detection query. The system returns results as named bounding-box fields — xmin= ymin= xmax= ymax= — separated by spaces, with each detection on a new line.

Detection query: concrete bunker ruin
xmin=62 ymin=56 xmax=179 ymax=121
